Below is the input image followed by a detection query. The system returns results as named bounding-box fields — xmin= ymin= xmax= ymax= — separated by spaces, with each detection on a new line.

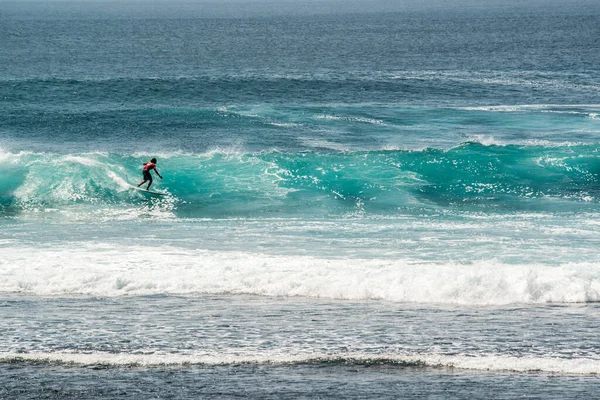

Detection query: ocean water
xmin=1 ymin=0 xmax=600 ymax=398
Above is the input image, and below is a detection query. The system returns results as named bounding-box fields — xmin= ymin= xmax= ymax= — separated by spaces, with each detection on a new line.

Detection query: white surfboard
xmin=130 ymin=186 xmax=166 ymax=196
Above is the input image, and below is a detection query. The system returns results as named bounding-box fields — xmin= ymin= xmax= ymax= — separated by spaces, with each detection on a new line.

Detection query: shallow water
xmin=2 ymin=295 xmax=600 ymax=398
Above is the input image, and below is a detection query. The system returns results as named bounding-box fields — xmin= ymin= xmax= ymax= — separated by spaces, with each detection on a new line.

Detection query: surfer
xmin=137 ymin=158 xmax=162 ymax=190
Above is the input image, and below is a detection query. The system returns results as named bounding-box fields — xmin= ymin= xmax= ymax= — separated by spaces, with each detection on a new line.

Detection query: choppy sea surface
xmin=1 ymin=0 xmax=600 ymax=398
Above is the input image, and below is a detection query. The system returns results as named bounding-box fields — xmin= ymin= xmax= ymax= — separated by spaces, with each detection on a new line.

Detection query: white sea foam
xmin=460 ymin=105 xmax=525 ymax=112
xmin=0 ymin=147 xmax=11 ymax=163
xmin=269 ymin=122 xmax=301 ymax=127
xmin=131 ymin=149 xmax=191 ymax=159
xmin=61 ymin=155 xmax=104 ymax=167
xmin=392 ymin=70 xmax=600 ymax=92
xmin=1 ymin=244 xmax=600 ymax=305
xmin=2 ymin=351 xmax=599 ymax=374
xmin=315 ymin=115 xmax=387 ymax=125
xmin=457 ymin=104 xmax=600 ymax=113
xmin=462 ymin=135 xmax=502 ymax=146
xmin=461 ymin=135 xmax=587 ymax=148
xmin=0 ymin=148 xmax=36 ymax=163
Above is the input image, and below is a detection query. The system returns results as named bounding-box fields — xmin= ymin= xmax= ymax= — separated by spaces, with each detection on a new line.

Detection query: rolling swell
xmin=3 ymin=73 xmax=594 ymax=107
xmin=1 ymin=143 xmax=600 ymax=217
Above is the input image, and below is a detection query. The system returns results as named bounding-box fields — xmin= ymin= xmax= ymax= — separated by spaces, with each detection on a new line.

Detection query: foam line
xmin=2 ymin=245 xmax=600 ymax=305
xmin=2 ymin=351 xmax=599 ymax=374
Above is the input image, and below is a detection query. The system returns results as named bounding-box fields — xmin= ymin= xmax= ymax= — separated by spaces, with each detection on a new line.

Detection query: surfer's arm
xmin=155 ymin=169 xmax=162 ymax=179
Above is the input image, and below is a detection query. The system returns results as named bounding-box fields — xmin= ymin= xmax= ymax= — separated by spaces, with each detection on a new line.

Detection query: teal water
xmin=1 ymin=0 xmax=600 ymax=397
xmin=3 ymin=142 xmax=600 ymax=217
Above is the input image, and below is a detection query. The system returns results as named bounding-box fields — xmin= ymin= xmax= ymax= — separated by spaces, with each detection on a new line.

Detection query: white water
xmin=2 ymin=351 xmax=599 ymax=375
xmin=2 ymin=243 xmax=600 ymax=304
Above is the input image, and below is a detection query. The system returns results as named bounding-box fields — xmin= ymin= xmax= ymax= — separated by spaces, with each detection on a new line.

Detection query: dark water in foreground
xmin=1 ymin=295 xmax=600 ymax=399
xmin=3 ymin=363 xmax=598 ymax=399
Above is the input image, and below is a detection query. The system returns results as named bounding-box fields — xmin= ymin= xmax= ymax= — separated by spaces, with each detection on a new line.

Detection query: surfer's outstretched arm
xmin=155 ymin=169 xmax=162 ymax=179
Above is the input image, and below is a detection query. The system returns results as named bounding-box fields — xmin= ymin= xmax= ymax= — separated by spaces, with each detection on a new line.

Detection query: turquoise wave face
xmin=1 ymin=143 xmax=600 ymax=218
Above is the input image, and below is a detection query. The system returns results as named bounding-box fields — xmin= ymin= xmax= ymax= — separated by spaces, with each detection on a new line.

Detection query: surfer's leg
xmin=146 ymin=177 xmax=153 ymax=190
xmin=139 ymin=171 xmax=152 ymax=188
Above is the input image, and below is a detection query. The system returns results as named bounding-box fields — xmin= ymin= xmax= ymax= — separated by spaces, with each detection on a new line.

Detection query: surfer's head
xmin=151 ymin=158 xmax=157 ymax=163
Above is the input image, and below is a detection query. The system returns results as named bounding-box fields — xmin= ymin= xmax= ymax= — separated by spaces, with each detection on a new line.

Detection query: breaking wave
xmin=2 ymin=142 xmax=600 ymax=218
xmin=3 ymin=352 xmax=600 ymax=375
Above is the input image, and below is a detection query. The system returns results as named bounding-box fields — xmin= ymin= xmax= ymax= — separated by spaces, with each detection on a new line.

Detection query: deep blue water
xmin=1 ymin=0 xmax=600 ymax=397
